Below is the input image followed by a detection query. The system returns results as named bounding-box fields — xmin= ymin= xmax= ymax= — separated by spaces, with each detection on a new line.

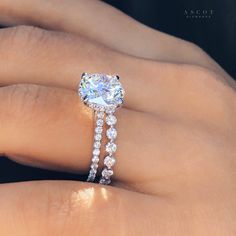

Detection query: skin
xmin=0 ymin=0 xmax=235 ymax=235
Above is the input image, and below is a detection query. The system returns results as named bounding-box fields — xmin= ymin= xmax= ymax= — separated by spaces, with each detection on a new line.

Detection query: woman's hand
xmin=0 ymin=0 xmax=235 ymax=235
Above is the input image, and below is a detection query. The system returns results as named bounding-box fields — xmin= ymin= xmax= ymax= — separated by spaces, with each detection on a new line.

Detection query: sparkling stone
xmin=87 ymin=175 xmax=95 ymax=181
xmin=97 ymin=112 xmax=105 ymax=119
xmin=106 ymin=142 xmax=117 ymax=154
xmin=92 ymin=156 xmax=99 ymax=163
xmin=89 ymin=169 xmax=97 ymax=175
xmin=91 ymin=163 xmax=98 ymax=170
xmin=104 ymin=156 xmax=116 ymax=168
xmin=79 ymin=73 xmax=124 ymax=109
xmin=93 ymin=149 xmax=100 ymax=156
xmin=94 ymin=142 xmax=101 ymax=149
xmin=106 ymin=127 xmax=117 ymax=139
xmin=88 ymin=172 xmax=95 ymax=177
xmin=101 ymin=168 xmax=114 ymax=179
xmin=96 ymin=119 xmax=104 ymax=126
xmin=94 ymin=133 xmax=102 ymax=141
xmin=99 ymin=178 xmax=111 ymax=185
xmin=95 ymin=126 xmax=103 ymax=134
xmin=106 ymin=114 xmax=117 ymax=125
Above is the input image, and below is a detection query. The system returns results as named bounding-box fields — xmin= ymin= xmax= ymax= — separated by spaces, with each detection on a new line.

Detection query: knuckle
xmin=187 ymin=41 xmax=205 ymax=54
xmin=179 ymin=64 xmax=226 ymax=90
xmin=0 ymin=84 xmax=75 ymax=132
xmin=186 ymin=41 xmax=211 ymax=61
xmin=0 ymin=25 xmax=52 ymax=51
xmin=178 ymin=64 xmax=236 ymax=125
xmin=3 ymin=84 xmax=45 ymax=123
xmin=16 ymin=182 xmax=65 ymax=235
xmin=10 ymin=84 xmax=40 ymax=108
xmin=36 ymin=183 xmax=95 ymax=234
xmin=183 ymin=41 xmax=221 ymax=71
xmin=40 ymin=183 xmax=125 ymax=235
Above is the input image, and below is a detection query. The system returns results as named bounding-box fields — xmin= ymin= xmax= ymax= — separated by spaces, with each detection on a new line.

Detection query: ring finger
xmin=0 ymin=83 xmax=163 ymax=188
xmin=0 ymin=25 xmax=164 ymax=114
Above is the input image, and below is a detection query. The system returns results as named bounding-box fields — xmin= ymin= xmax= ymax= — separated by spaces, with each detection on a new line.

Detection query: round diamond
xmin=93 ymin=149 xmax=100 ymax=156
xmin=106 ymin=142 xmax=117 ymax=154
xmin=94 ymin=142 xmax=101 ymax=149
xmin=90 ymin=169 xmax=97 ymax=175
xmin=92 ymin=156 xmax=99 ymax=163
xmin=104 ymin=156 xmax=116 ymax=168
xmin=87 ymin=174 xmax=95 ymax=181
xmin=91 ymin=163 xmax=98 ymax=170
xmin=102 ymin=168 xmax=114 ymax=179
xmin=95 ymin=127 xmax=103 ymax=134
xmin=97 ymin=112 xmax=105 ymax=119
xmin=106 ymin=115 xmax=117 ymax=125
xmin=95 ymin=134 xmax=102 ymax=141
xmin=96 ymin=119 xmax=104 ymax=126
xmin=106 ymin=127 xmax=117 ymax=139
xmin=99 ymin=178 xmax=111 ymax=185
xmin=79 ymin=73 xmax=124 ymax=109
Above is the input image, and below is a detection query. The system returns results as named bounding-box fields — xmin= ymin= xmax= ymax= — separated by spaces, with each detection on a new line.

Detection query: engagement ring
xmin=78 ymin=73 xmax=125 ymax=185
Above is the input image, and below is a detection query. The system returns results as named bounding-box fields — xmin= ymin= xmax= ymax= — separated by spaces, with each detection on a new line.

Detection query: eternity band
xmin=78 ymin=73 xmax=125 ymax=185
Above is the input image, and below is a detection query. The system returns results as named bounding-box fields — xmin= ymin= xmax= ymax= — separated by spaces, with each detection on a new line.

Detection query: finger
xmin=0 ymin=181 xmax=159 ymax=236
xmin=0 ymin=25 xmax=233 ymax=117
xmin=0 ymin=25 xmax=162 ymax=113
xmin=1 ymin=84 xmax=234 ymax=195
xmin=0 ymin=0 xmax=225 ymax=73
xmin=2 ymin=83 xmax=233 ymax=194
xmin=0 ymin=84 xmax=163 ymax=186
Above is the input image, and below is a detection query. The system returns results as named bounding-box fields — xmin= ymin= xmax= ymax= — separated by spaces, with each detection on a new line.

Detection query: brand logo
xmin=184 ymin=9 xmax=214 ymax=19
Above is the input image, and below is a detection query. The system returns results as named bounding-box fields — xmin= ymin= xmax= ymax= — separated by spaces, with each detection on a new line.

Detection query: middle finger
xmin=0 ymin=25 xmax=159 ymax=113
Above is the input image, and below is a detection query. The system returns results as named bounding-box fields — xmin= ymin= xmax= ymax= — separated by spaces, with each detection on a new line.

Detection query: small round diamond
xmin=94 ymin=142 xmax=101 ymax=149
xmin=93 ymin=149 xmax=100 ymax=156
xmin=90 ymin=169 xmax=97 ymax=175
xmin=87 ymin=174 xmax=95 ymax=181
xmin=102 ymin=168 xmax=114 ymax=179
xmin=106 ymin=107 xmax=116 ymax=114
xmin=106 ymin=115 xmax=117 ymax=125
xmin=99 ymin=178 xmax=111 ymax=185
xmin=104 ymin=156 xmax=116 ymax=168
xmin=92 ymin=156 xmax=99 ymax=163
xmin=91 ymin=163 xmax=98 ymax=170
xmin=94 ymin=133 xmax=102 ymax=141
xmin=96 ymin=119 xmax=104 ymax=126
xmin=106 ymin=127 xmax=117 ymax=139
xmin=106 ymin=142 xmax=117 ymax=154
xmin=95 ymin=127 xmax=103 ymax=134
xmin=97 ymin=112 xmax=105 ymax=119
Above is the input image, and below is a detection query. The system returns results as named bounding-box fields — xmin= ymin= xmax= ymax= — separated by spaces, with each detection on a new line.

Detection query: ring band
xmin=99 ymin=109 xmax=117 ymax=185
xmin=78 ymin=73 xmax=125 ymax=185
xmin=87 ymin=110 xmax=104 ymax=182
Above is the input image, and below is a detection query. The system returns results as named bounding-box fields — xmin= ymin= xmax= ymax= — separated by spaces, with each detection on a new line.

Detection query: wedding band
xmin=78 ymin=73 xmax=125 ymax=185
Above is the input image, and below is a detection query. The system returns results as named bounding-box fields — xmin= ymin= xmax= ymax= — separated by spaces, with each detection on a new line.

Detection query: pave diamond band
xmin=78 ymin=73 xmax=124 ymax=185
xmin=87 ymin=110 xmax=104 ymax=182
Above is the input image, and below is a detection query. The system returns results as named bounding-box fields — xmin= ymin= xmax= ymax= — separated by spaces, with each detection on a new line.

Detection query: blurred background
xmin=104 ymin=0 xmax=236 ymax=78
xmin=0 ymin=0 xmax=235 ymax=183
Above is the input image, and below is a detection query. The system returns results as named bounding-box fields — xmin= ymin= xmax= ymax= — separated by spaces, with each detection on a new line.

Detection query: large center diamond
xmin=78 ymin=73 xmax=125 ymax=109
